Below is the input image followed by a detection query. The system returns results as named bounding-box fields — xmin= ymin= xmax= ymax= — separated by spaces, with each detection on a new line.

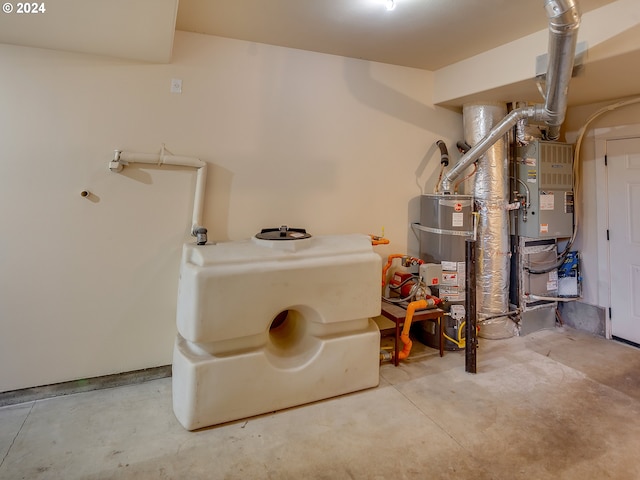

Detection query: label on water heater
xmin=442 ymin=273 xmax=458 ymax=285
xmin=452 ymin=212 xmax=464 ymax=227
xmin=439 ymin=261 xmax=465 ymax=302
xmin=441 ymin=261 xmax=457 ymax=271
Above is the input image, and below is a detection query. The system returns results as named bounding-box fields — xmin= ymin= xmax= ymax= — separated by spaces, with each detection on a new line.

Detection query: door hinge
xmin=609 ymin=307 xmax=612 ymax=319
xmin=604 ymin=154 xmax=608 ymax=166
xmin=607 ymin=229 xmax=610 ymax=241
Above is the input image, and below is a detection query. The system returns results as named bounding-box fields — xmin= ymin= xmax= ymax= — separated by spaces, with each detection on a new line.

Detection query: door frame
xmin=594 ymin=123 xmax=640 ymax=339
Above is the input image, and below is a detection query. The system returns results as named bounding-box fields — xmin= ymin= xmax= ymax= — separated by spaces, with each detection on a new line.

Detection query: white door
xmin=606 ymin=137 xmax=640 ymax=344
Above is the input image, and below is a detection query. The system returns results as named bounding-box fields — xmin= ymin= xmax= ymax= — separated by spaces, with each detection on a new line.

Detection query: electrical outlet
xmin=170 ymin=78 xmax=182 ymax=94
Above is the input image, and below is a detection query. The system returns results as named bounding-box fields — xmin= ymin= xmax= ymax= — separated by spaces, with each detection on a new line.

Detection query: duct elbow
xmin=543 ymin=106 xmax=565 ymax=140
xmin=545 ymin=0 xmax=581 ymax=31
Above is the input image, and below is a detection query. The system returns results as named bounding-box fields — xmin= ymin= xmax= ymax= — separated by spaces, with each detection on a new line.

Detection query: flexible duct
xmin=515 ymin=101 xmax=534 ymax=145
xmin=464 ymin=103 xmax=517 ymax=339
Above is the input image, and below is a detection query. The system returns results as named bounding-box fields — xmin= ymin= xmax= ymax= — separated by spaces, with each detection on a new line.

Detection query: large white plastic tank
xmin=173 ymin=233 xmax=381 ymax=430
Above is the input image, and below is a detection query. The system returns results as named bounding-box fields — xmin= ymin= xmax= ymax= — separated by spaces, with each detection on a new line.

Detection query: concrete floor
xmin=2 ymin=326 xmax=640 ymax=479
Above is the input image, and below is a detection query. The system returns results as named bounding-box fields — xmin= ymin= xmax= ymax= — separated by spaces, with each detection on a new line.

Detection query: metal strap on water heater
xmin=412 ymin=223 xmax=473 ymax=238
xmin=437 ymin=199 xmax=473 ymax=208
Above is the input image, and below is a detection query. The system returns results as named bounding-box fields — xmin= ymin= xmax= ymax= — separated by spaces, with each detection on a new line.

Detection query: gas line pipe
xmin=396 ymin=296 xmax=442 ymax=361
xmin=381 ymin=253 xmax=444 ymax=362
xmin=381 ymin=254 xmax=424 ymax=286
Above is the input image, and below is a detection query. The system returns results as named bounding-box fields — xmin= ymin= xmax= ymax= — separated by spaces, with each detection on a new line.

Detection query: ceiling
xmin=0 ymin=0 xmax=638 ymax=108
xmin=175 ymin=0 xmax=617 ymax=71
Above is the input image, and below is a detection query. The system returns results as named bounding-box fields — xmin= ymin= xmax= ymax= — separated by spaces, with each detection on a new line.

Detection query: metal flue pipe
xmin=441 ymin=0 xmax=581 ymax=193
xmin=441 ymin=105 xmax=545 ymax=192
xmin=543 ymin=0 xmax=581 ymax=140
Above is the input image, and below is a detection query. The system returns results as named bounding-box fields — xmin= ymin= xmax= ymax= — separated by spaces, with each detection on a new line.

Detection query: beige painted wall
xmin=0 ymin=31 xmax=462 ymax=392
xmin=564 ymin=98 xmax=640 ymax=307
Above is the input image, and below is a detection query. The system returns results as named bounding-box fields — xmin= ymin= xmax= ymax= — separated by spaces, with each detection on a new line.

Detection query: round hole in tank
xmin=266 ymin=308 xmax=322 ymax=369
xmin=268 ymin=310 xmax=305 ymax=350
xmin=270 ymin=310 xmax=289 ymax=332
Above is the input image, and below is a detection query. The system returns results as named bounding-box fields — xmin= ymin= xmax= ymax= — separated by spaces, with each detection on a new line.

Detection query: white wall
xmin=564 ymin=99 xmax=640 ymax=307
xmin=0 ymin=31 xmax=462 ymax=392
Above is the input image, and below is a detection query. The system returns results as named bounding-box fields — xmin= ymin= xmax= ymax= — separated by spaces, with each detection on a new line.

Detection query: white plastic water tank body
xmin=176 ymin=234 xmax=381 ymax=345
xmin=172 ymin=233 xmax=382 ymax=430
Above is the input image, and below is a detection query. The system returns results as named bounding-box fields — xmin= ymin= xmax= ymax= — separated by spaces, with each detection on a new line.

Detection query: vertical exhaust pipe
xmin=543 ymin=0 xmax=581 ymax=140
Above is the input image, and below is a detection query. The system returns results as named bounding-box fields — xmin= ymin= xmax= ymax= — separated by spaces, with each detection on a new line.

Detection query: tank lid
xmin=255 ymin=225 xmax=311 ymax=241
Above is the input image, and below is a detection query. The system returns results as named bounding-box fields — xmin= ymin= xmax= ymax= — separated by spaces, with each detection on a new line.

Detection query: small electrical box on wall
xmin=516 ymin=141 xmax=574 ymax=238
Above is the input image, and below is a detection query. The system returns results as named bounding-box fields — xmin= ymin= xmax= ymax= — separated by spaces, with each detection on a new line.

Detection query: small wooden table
xmin=380 ymin=302 xmax=445 ymax=366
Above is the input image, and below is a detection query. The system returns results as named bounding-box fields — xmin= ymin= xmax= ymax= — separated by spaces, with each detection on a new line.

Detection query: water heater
xmin=415 ymin=194 xmax=473 ymax=350
xmin=418 ymin=194 xmax=473 ymax=263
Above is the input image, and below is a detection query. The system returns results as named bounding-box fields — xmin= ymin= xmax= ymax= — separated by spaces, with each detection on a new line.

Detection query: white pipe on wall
xmin=110 ymin=147 xmax=209 ymax=244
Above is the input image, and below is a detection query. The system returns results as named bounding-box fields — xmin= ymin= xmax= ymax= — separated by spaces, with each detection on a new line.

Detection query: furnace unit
xmin=516 ymin=140 xmax=574 ymax=239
